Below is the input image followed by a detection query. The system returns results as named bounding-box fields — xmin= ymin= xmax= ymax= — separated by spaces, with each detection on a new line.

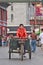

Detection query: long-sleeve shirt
xmin=39 ymin=32 xmax=43 ymax=44
xmin=16 ymin=28 xmax=27 ymax=38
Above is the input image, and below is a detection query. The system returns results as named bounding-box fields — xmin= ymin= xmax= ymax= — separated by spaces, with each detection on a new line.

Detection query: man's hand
xmin=14 ymin=36 xmax=19 ymax=38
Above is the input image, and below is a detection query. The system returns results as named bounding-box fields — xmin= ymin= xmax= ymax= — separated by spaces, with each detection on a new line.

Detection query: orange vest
xmin=16 ymin=28 xmax=27 ymax=38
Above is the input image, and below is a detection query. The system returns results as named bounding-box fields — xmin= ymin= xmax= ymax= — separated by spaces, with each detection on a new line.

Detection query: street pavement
xmin=0 ymin=46 xmax=43 ymax=65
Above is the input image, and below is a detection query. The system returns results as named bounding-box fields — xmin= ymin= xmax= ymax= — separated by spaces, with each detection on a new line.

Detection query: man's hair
xmin=41 ymin=28 xmax=43 ymax=31
xmin=33 ymin=30 xmax=35 ymax=33
xmin=19 ymin=24 xmax=24 ymax=27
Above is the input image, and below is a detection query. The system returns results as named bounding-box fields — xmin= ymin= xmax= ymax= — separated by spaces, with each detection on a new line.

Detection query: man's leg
xmin=33 ymin=40 xmax=36 ymax=52
xmin=41 ymin=44 xmax=43 ymax=51
xmin=31 ymin=40 xmax=34 ymax=52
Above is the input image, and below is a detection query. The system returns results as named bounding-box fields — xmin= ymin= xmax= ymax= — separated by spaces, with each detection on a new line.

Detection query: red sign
xmin=36 ymin=6 xmax=42 ymax=16
xmin=35 ymin=4 xmax=43 ymax=16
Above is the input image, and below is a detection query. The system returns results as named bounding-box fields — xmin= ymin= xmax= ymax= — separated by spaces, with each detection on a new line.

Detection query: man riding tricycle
xmin=9 ymin=24 xmax=31 ymax=60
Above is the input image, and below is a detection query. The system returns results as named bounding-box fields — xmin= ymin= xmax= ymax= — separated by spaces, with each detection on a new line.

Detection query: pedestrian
xmin=39 ymin=28 xmax=43 ymax=51
xmin=31 ymin=30 xmax=37 ymax=52
xmin=2 ymin=36 xmax=7 ymax=47
xmin=7 ymin=34 xmax=14 ymax=46
xmin=7 ymin=35 xmax=10 ymax=46
xmin=2 ymin=36 xmax=5 ymax=47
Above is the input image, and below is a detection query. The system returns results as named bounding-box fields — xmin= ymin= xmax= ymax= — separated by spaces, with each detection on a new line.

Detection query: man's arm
xmin=16 ymin=29 xmax=20 ymax=38
xmin=24 ymin=28 xmax=27 ymax=38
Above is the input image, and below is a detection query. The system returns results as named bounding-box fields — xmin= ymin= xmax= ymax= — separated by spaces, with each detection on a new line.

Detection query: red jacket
xmin=16 ymin=28 xmax=27 ymax=38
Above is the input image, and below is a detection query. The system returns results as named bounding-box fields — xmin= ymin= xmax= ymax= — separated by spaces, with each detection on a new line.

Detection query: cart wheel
xmin=9 ymin=52 xmax=11 ymax=59
xmin=21 ymin=44 xmax=24 ymax=61
xmin=29 ymin=50 xmax=31 ymax=59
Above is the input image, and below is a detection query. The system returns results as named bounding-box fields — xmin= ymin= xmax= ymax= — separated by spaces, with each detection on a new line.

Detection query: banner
xmin=35 ymin=4 xmax=43 ymax=16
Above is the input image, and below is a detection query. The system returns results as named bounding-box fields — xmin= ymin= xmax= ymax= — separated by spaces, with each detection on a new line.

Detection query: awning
xmin=0 ymin=0 xmax=42 ymax=3
xmin=0 ymin=2 xmax=11 ymax=8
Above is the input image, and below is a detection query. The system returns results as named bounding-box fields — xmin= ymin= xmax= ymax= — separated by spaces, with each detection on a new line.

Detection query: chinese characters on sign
xmin=35 ymin=4 xmax=43 ymax=16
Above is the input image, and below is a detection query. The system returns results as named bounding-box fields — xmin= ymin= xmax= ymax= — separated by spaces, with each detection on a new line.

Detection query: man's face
xmin=10 ymin=34 xmax=13 ymax=38
xmin=20 ymin=25 xmax=23 ymax=29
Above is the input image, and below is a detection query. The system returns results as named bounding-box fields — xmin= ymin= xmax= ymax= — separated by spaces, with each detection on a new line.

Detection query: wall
xmin=7 ymin=3 xmax=28 ymax=26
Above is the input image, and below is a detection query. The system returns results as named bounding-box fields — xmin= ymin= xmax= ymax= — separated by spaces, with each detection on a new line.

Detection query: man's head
xmin=10 ymin=34 xmax=14 ymax=38
xmin=33 ymin=29 xmax=35 ymax=33
xmin=41 ymin=28 xmax=43 ymax=32
xmin=19 ymin=24 xmax=24 ymax=29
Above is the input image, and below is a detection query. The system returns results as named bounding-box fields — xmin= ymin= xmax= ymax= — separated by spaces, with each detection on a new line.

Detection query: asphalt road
xmin=0 ymin=46 xmax=43 ymax=65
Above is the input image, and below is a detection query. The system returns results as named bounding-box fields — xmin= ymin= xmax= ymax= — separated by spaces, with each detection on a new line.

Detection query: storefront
xmin=0 ymin=2 xmax=10 ymax=36
xmin=0 ymin=7 xmax=7 ymax=36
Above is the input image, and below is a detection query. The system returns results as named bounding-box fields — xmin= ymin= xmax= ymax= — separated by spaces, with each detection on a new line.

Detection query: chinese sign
xmin=35 ymin=4 xmax=43 ymax=16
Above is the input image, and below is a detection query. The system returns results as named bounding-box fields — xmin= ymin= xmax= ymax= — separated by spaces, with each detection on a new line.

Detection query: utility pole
xmin=32 ymin=2 xmax=36 ymax=30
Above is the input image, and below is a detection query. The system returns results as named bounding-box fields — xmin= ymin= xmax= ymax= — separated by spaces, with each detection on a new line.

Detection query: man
xmin=7 ymin=34 xmax=14 ymax=46
xmin=16 ymin=24 xmax=27 ymax=38
xmin=31 ymin=30 xmax=37 ymax=52
xmin=16 ymin=24 xmax=27 ymax=55
xmin=39 ymin=28 xmax=43 ymax=50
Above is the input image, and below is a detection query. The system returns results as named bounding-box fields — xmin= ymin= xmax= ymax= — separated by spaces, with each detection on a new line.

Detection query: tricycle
xmin=9 ymin=38 xmax=31 ymax=60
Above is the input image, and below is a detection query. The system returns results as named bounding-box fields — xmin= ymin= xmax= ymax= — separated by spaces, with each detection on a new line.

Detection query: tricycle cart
xmin=9 ymin=38 xmax=31 ymax=60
